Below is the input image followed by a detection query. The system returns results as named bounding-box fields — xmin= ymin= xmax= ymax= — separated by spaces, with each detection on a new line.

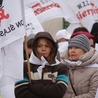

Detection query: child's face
xmin=36 ymin=38 xmax=51 ymax=59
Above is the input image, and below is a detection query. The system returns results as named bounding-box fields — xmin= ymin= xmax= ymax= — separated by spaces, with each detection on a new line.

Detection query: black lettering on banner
xmin=0 ymin=20 xmax=24 ymax=37
xmin=77 ymin=4 xmax=82 ymax=9
xmin=9 ymin=24 xmax=15 ymax=31
xmin=40 ymin=0 xmax=51 ymax=4
xmin=0 ymin=24 xmax=15 ymax=37
xmin=4 ymin=29 xmax=9 ymax=36
xmin=0 ymin=31 xmax=4 ymax=36
xmin=15 ymin=20 xmax=24 ymax=28
xmin=77 ymin=0 xmax=90 ymax=9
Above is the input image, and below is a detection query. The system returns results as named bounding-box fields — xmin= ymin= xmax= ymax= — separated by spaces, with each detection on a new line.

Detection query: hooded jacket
xmin=61 ymin=47 xmax=98 ymax=98
xmin=15 ymin=32 xmax=69 ymax=98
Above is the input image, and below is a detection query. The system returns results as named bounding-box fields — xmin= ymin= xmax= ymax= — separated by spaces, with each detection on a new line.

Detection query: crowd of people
xmin=13 ymin=22 xmax=98 ymax=98
xmin=0 ymin=23 xmax=98 ymax=98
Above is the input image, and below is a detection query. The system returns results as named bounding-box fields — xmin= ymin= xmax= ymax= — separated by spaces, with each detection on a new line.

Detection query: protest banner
xmin=67 ymin=0 xmax=95 ymax=32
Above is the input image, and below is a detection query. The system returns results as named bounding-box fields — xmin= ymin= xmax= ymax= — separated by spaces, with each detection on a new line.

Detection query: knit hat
xmin=68 ymin=34 xmax=90 ymax=52
xmin=55 ymin=29 xmax=71 ymax=41
xmin=70 ymin=31 xmax=96 ymax=47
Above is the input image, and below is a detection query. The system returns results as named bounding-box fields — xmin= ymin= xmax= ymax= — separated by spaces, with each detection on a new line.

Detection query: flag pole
xmin=21 ymin=0 xmax=31 ymax=83
xmin=24 ymin=34 xmax=31 ymax=83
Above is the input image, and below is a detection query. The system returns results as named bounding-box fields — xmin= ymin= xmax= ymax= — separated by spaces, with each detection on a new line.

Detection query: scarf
xmin=29 ymin=52 xmax=60 ymax=78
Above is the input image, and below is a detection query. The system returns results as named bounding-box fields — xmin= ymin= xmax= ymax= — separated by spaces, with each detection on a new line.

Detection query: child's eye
xmin=45 ymin=45 xmax=49 ymax=47
xmin=37 ymin=45 xmax=42 ymax=47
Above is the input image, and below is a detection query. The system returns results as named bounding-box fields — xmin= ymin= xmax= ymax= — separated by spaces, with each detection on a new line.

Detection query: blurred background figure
xmin=27 ymin=38 xmax=34 ymax=57
xmin=71 ymin=26 xmax=96 ymax=48
xmin=73 ymin=27 xmax=89 ymax=34
xmin=23 ymin=34 xmax=34 ymax=62
xmin=90 ymin=22 xmax=98 ymax=50
xmin=55 ymin=29 xmax=71 ymax=56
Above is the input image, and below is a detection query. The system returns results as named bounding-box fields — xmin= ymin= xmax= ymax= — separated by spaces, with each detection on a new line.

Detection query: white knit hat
xmin=55 ymin=29 xmax=71 ymax=41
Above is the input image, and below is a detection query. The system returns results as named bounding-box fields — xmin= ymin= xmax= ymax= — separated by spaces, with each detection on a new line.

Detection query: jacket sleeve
xmin=15 ymin=79 xmax=42 ymax=98
xmin=29 ymin=65 xmax=69 ymax=98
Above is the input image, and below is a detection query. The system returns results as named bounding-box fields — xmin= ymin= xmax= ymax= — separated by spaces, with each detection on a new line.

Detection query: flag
xmin=0 ymin=48 xmax=3 ymax=79
xmin=1 ymin=37 xmax=24 ymax=80
xmin=53 ymin=0 xmax=80 ymax=23
xmin=90 ymin=0 xmax=98 ymax=22
xmin=25 ymin=8 xmax=44 ymax=37
xmin=67 ymin=0 xmax=95 ymax=32
xmin=67 ymin=23 xmax=82 ymax=35
xmin=0 ymin=0 xmax=25 ymax=48
xmin=24 ymin=0 xmax=64 ymax=23
xmin=0 ymin=0 xmax=25 ymax=81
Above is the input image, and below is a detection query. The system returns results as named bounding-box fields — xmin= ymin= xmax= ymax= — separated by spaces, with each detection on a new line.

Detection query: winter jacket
xmin=15 ymin=53 xmax=69 ymax=98
xmin=15 ymin=32 xmax=69 ymax=98
xmin=61 ymin=47 xmax=98 ymax=98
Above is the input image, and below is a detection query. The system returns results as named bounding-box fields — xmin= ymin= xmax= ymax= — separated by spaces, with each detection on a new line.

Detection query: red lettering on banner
xmin=31 ymin=2 xmax=61 ymax=15
xmin=90 ymin=2 xmax=94 ymax=7
xmin=76 ymin=8 xmax=98 ymax=20
xmin=0 ymin=8 xmax=9 ymax=22
xmin=32 ymin=3 xmax=41 ymax=8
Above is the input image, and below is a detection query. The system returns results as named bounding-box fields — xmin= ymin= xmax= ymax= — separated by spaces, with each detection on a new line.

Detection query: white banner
xmin=1 ymin=38 xmax=24 ymax=81
xmin=90 ymin=0 xmax=98 ymax=22
xmin=24 ymin=0 xmax=64 ymax=23
xmin=67 ymin=0 xmax=95 ymax=32
xmin=0 ymin=49 xmax=3 ymax=79
xmin=53 ymin=0 xmax=80 ymax=23
xmin=0 ymin=0 xmax=25 ymax=84
xmin=0 ymin=0 xmax=25 ymax=48
xmin=67 ymin=23 xmax=82 ymax=35
xmin=25 ymin=8 xmax=44 ymax=37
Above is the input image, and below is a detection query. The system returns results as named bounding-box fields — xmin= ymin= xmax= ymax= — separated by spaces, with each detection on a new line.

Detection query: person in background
xmin=91 ymin=22 xmax=98 ymax=97
xmin=23 ymin=38 xmax=34 ymax=61
xmin=15 ymin=32 xmax=69 ymax=98
xmin=73 ymin=27 xmax=89 ymax=34
xmin=90 ymin=22 xmax=98 ymax=50
xmin=55 ymin=29 xmax=71 ymax=57
xmin=61 ymin=34 xmax=98 ymax=98
xmin=27 ymin=38 xmax=34 ymax=56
